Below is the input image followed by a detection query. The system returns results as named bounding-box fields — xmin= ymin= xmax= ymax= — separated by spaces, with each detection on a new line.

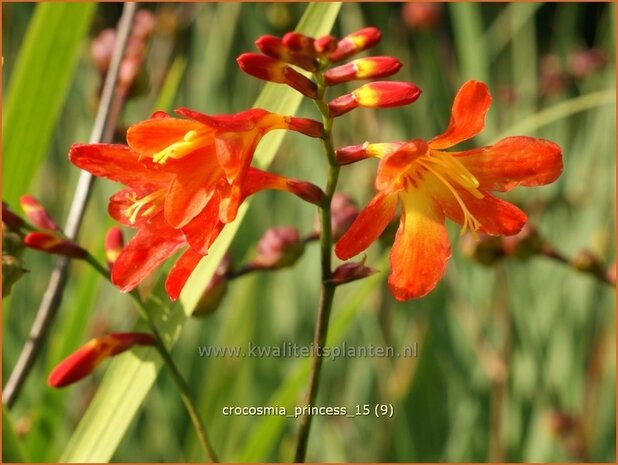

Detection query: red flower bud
xmin=48 ymin=332 xmax=156 ymax=388
xmin=330 ymin=257 xmax=377 ymax=285
xmin=2 ymin=202 xmax=25 ymax=231
xmin=19 ymin=195 xmax=60 ymax=232
xmin=329 ymin=27 xmax=382 ymax=62
xmin=24 ymin=232 xmax=87 ymax=259
xmin=282 ymin=31 xmax=315 ymax=55
xmin=283 ymin=116 xmax=323 ymax=138
xmin=104 ymin=226 xmax=124 ymax=269
xmin=237 ymin=53 xmax=317 ymax=98
xmin=353 ymin=81 xmax=421 ymax=108
xmin=335 ymin=142 xmax=405 ymax=165
xmin=253 ymin=226 xmax=304 ymax=269
xmin=255 ymin=35 xmax=318 ymax=71
xmin=324 ymin=56 xmax=402 ymax=85
xmin=286 ymin=179 xmax=326 ymax=206
xmin=314 ymin=35 xmax=338 ymax=55
xmin=328 ymin=81 xmax=421 ymax=117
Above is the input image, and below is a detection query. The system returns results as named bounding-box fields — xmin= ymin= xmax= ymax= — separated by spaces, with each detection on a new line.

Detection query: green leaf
xmin=2 ymin=3 xmax=95 ymax=206
xmin=60 ymin=3 xmax=341 ymax=462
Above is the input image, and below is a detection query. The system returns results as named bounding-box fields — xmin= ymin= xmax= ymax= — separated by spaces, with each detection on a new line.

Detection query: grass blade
xmin=2 ymin=3 xmax=95 ymax=206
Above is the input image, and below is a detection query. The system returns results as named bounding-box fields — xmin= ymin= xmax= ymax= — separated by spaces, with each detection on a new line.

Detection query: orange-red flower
xmin=335 ymin=80 xmax=563 ymax=301
xmin=70 ymin=108 xmax=323 ymax=299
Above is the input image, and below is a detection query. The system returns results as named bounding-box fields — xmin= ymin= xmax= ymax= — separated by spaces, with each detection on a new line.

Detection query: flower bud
xmin=330 ymin=257 xmax=377 ymax=285
xmin=48 ymin=332 xmax=156 ymax=388
xmin=254 ymin=35 xmax=318 ymax=71
xmin=2 ymin=255 xmax=27 ymax=298
xmin=283 ymin=116 xmax=323 ymax=138
xmin=3 ymin=202 xmax=25 ymax=231
xmin=192 ymin=255 xmax=232 ymax=318
xmin=253 ymin=226 xmax=304 ymax=269
xmin=329 ymin=27 xmax=382 ymax=62
xmin=314 ymin=35 xmax=338 ymax=55
xmin=19 ymin=195 xmax=60 ymax=232
xmin=324 ymin=56 xmax=402 ymax=85
xmin=568 ymin=48 xmax=607 ymax=78
xmin=460 ymin=233 xmax=505 ymax=266
xmin=402 ymin=3 xmax=443 ymax=30
xmin=105 ymin=226 xmax=125 ymax=269
xmin=336 ymin=142 xmax=404 ymax=165
xmin=313 ymin=193 xmax=359 ymax=240
xmin=90 ymin=29 xmax=116 ymax=74
xmin=328 ymin=81 xmax=421 ymax=117
xmin=286 ymin=179 xmax=326 ymax=206
xmin=502 ymin=224 xmax=544 ymax=259
xmin=24 ymin=232 xmax=87 ymax=259
xmin=331 ymin=193 xmax=359 ymax=240
xmin=547 ymin=410 xmax=578 ymax=437
xmin=237 ymin=53 xmax=318 ymax=98
xmin=282 ymin=31 xmax=315 ymax=55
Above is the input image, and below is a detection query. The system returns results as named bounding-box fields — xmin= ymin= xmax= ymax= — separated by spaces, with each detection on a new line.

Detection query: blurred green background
xmin=2 ymin=2 xmax=615 ymax=462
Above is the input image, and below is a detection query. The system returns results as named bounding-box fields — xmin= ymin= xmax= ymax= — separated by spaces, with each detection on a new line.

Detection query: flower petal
xmin=127 ymin=116 xmax=204 ymax=156
xmin=427 ymin=176 xmax=528 ymax=235
xmin=111 ymin=213 xmax=186 ymax=293
xmin=69 ymin=144 xmax=172 ymax=189
xmin=456 ymin=136 xmax=563 ymax=192
xmin=429 ymin=80 xmax=491 ymax=150
xmin=376 ymin=139 xmax=428 ymax=191
xmin=335 ymin=192 xmax=398 ymax=260
xmin=165 ymin=248 xmax=204 ymax=301
xmin=214 ymin=132 xmax=256 ymax=185
xmin=176 ymin=107 xmax=274 ymax=132
xmin=182 ymin=195 xmax=225 ymax=255
xmin=164 ymin=152 xmax=221 ymax=228
xmin=388 ymin=189 xmax=451 ymax=301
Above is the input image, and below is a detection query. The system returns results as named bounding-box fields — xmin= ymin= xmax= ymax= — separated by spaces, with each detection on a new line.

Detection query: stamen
xmin=425 ymin=152 xmax=483 ymax=198
xmin=151 ymin=130 xmax=210 ymax=164
xmin=417 ymin=154 xmax=483 ymax=237
xmin=124 ymin=189 xmax=166 ymax=224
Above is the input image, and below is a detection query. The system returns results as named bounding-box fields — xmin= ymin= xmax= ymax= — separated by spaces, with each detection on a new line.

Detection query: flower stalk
xmin=294 ymin=68 xmax=340 ymax=463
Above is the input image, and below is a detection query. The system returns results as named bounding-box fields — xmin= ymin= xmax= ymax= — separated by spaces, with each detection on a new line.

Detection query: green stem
xmin=294 ymin=72 xmax=340 ymax=463
xmin=82 ymin=253 xmax=219 ymax=462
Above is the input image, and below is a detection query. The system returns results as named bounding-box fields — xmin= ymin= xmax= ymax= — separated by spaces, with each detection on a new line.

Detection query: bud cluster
xmin=1 ymin=197 xmax=91 ymax=298
xmin=237 ymin=27 xmax=421 ymax=117
xmin=91 ymin=10 xmax=157 ymax=97
xmin=16 ymin=195 xmax=88 ymax=260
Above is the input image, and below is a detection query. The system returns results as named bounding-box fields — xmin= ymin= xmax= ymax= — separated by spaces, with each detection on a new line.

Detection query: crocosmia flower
xmin=70 ymin=108 xmax=323 ymax=299
xmin=335 ymin=80 xmax=563 ymax=301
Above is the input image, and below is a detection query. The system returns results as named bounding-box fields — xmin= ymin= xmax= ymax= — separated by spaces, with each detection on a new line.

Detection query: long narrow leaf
xmin=2 ymin=3 xmax=95 ymax=205
xmin=60 ymin=3 xmax=341 ymax=462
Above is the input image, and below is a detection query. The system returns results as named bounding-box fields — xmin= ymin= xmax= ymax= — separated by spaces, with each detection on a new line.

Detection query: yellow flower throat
xmin=413 ymin=150 xmax=484 ymax=236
